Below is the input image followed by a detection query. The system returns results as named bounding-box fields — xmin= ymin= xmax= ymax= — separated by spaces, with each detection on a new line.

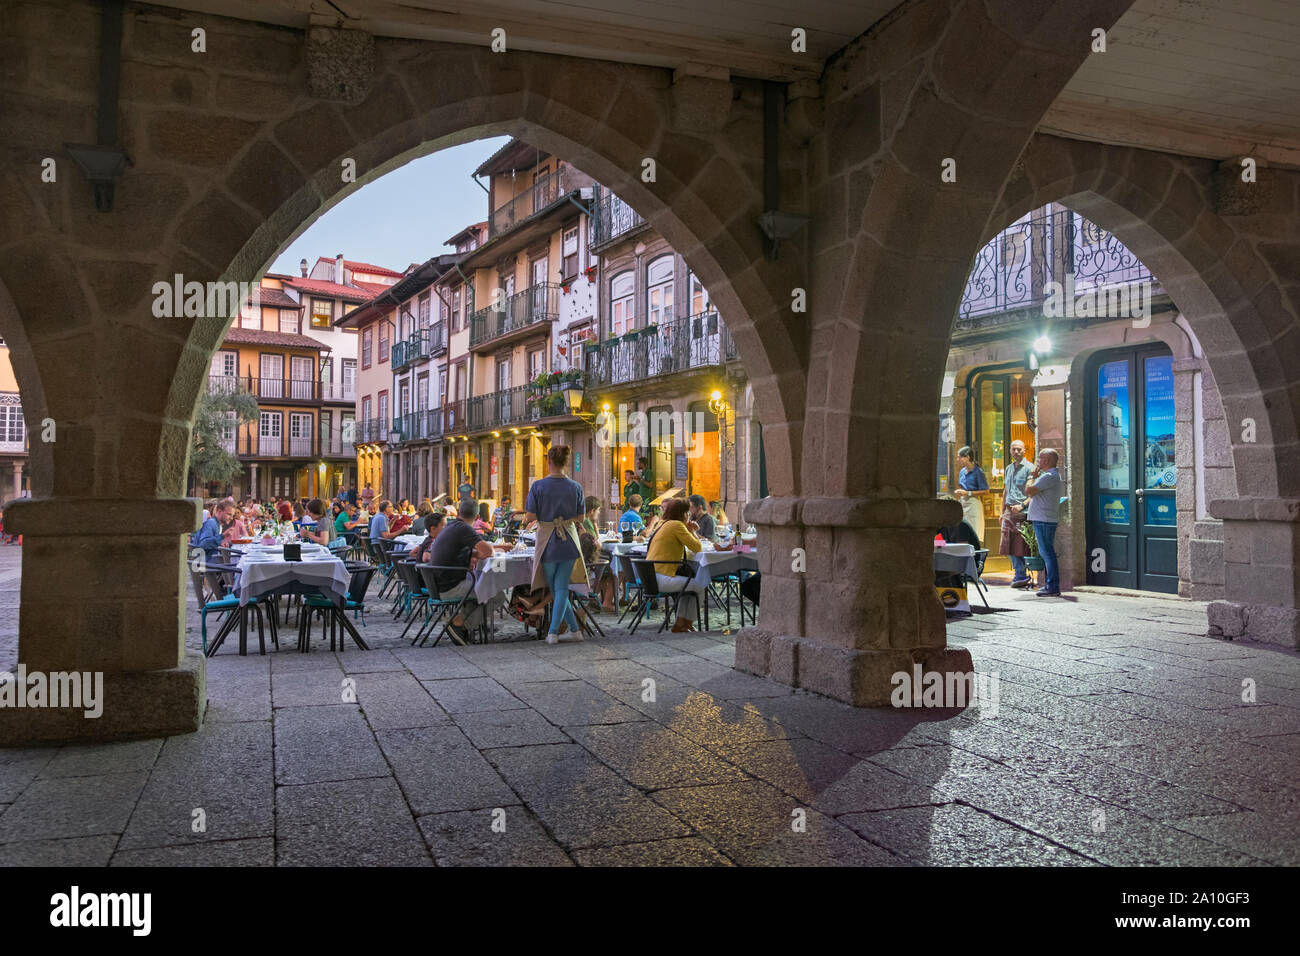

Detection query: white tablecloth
xmin=393 ymin=534 xmax=425 ymax=551
xmin=604 ymin=543 xmax=759 ymax=590
xmin=470 ymin=551 xmax=590 ymax=604
xmin=933 ymin=542 xmax=979 ymax=579
xmin=234 ymin=548 xmax=351 ymax=607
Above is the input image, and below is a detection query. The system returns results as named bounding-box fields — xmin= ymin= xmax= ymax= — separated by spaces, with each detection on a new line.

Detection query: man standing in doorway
xmin=1000 ymin=439 xmax=1034 ymax=588
xmin=1025 ymin=448 xmax=1063 ymax=597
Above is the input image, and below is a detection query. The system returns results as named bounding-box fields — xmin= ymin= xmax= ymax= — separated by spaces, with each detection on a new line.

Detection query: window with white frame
xmin=646 ymin=255 xmax=673 ymax=326
xmin=689 ymin=273 xmax=711 ymax=315
xmin=0 ymin=401 xmax=26 ymax=444
xmin=310 ymin=298 xmax=332 ymax=329
xmin=278 ymin=309 xmax=299 ymax=334
xmin=419 ymin=293 xmax=431 ymax=328
xmin=610 ymin=271 xmax=633 ymax=338
xmin=562 ymin=225 xmax=579 ymax=279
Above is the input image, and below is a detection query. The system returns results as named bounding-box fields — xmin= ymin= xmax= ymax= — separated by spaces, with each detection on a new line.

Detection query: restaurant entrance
xmin=965 ymin=364 xmax=1036 ymax=558
xmin=1086 ymin=345 xmax=1178 ymax=593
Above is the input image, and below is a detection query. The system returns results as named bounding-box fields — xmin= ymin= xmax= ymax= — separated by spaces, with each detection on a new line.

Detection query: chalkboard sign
xmin=675 ymin=453 xmax=688 ymax=481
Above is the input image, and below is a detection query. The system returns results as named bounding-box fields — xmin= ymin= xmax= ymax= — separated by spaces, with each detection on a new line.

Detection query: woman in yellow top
xmin=646 ymin=497 xmax=707 ymax=632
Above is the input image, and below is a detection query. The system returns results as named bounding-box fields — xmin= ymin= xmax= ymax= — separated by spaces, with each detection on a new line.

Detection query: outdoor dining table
xmin=604 ymin=541 xmax=759 ymax=591
xmin=393 ymin=533 xmax=425 ymax=552
xmin=470 ymin=549 xmax=591 ymax=605
xmin=932 ymin=542 xmax=979 ymax=580
xmin=222 ymin=543 xmax=364 ymax=653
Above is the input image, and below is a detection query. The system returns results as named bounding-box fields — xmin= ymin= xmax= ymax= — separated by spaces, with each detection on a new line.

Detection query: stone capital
xmin=1209 ymin=497 xmax=1300 ymax=523
xmin=4 ymin=497 xmax=202 ymax=536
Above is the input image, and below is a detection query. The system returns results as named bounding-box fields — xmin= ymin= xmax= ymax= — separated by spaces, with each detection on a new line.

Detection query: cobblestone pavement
xmin=0 ymin=546 xmax=1297 ymax=866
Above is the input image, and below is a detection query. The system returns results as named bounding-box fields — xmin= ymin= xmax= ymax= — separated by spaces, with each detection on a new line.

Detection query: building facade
xmin=943 ymin=203 xmax=1234 ymax=599
xmin=202 ymin=261 xmax=398 ymax=500
xmin=0 ymin=338 xmax=28 ymax=505
xmin=579 ymin=186 xmax=755 ymax=519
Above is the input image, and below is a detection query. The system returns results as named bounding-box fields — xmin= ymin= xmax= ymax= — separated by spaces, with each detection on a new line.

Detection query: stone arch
xmin=985 ymin=133 xmax=1300 ymax=498
xmin=0 ymin=275 xmax=52 ymax=499
xmin=158 ymin=45 xmax=806 ymax=500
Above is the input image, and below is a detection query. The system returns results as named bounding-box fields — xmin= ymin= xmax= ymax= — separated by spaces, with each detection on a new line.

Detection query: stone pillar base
xmin=0 ymin=652 xmax=206 ymax=747
xmin=1207 ymin=601 xmax=1300 ymax=649
xmin=736 ymin=628 xmax=975 ymax=706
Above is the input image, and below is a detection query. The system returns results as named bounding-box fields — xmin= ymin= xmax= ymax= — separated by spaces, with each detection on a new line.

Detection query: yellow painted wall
xmin=0 ymin=346 xmax=18 ymax=392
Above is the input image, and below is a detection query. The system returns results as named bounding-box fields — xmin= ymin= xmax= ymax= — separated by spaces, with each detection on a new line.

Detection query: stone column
xmin=0 ymin=498 xmax=205 ymax=744
xmin=735 ymin=496 xmax=973 ymax=705
xmin=11 ymin=461 xmax=21 ymax=500
xmin=1208 ymin=497 xmax=1300 ymax=648
xmin=250 ymin=462 xmax=259 ymax=499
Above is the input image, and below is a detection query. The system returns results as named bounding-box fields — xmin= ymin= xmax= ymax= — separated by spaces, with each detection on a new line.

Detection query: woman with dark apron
xmin=523 ymin=445 xmax=588 ymax=645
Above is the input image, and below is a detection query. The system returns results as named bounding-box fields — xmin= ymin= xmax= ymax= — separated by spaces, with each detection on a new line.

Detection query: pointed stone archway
xmin=982 ymin=133 xmax=1300 ymax=646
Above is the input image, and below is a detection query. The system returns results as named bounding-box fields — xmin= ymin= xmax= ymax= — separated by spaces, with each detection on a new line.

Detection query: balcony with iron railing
xmin=321 ymin=425 xmax=355 ymax=457
xmin=233 ymin=432 xmax=316 ymax=458
xmin=956 ymin=207 xmax=1157 ymax=333
xmin=468 ymin=283 xmax=561 ymax=349
xmin=588 ymin=187 xmax=647 ymax=249
xmin=583 ymin=310 xmax=736 ymax=389
xmin=208 ymin=375 xmax=319 ymax=403
xmin=354 ymin=418 xmax=386 ymax=444
xmin=488 ymin=166 xmax=577 ymax=239
xmin=320 ymin=381 xmax=357 ymax=403
xmin=391 ymin=339 xmax=410 ymax=371
xmin=391 ymin=409 xmax=445 ymax=444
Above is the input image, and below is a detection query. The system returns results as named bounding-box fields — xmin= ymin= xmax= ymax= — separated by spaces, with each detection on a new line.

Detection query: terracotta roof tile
xmin=282 ymin=276 xmax=375 ymax=302
xmin=224 ymin=326 xmax=331 ymax=350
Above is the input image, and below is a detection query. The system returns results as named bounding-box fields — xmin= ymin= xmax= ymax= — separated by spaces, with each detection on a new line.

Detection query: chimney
xmin=336 ymin=253 xmax=345 ymax=285
xmin=299 ymin=257 xmax=307 ymax=277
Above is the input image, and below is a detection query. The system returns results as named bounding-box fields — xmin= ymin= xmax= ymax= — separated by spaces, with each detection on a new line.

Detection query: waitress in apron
xmin=954 ymin=445 xmax=988 ymax=546
xmin=523 ymin=444 xmax=589 ymax=645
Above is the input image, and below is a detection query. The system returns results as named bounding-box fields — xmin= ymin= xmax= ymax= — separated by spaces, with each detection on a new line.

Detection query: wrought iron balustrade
xmin=584 ymin=310 xmax=729 ymax=388
xmin=469 ymin=283 xmax=561 ymax=347
xmin=957 ymin=208 xmax=1155 ymax=329
xmin=588 ymin=187 xmax=646 ymax=248
xmin=488 ymin=166 xmax=576 ymax=238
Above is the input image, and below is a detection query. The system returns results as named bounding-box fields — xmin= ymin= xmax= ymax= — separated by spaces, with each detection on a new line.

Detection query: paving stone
xmin=421 ymin=677 xmax=526 ymax=713
xmin=110 ymin=838 xmax=274 ymax=866
xmin=0 ymin=835 xmax=118 ymax=867
xmin=839 ymin=803 xmax=1097 ymax=865
xmin=276 ymin=776 xmax=431 ymax=866
xmin=354 ymin=671 xmax=450 ymax=730
xmin=487 ymin=743 xmax=693 ymax=849
xmin=650 ymin=780 xmax=903 ymax=866
xmin=572 ymin=837 xmax=733 ymax=866
xmin=273 ymin=706 xmax=389 ymax=785
xmin=472 ymin=656 xmax=578 ymax=684
xmin=1171 ymin=811 xmax=1300 ymax=866
xmin=417 ymin=807 xmax=573 ymax=866
xmin=0 ymin=748 xmax=56 ymax=802
xmin=453 ymin=709 xmax=572 ymax=749
xmin=711 ymin=737 xmax=862 ymax=804
xmin=118 ymin=721 xmax=273 ymax=849
xmin=376 ymin=726 xmax=517 ymax=815
xmin=271 ymin=668 xmax=353 ymax=708
xmin=0 ymin=771 xmax=149 ymax=842
xmin=390 ymin=648 xmax=486 ymax=680
xmin=565 ymin=722 xmax=747 ymax=790
xmin=338 ymin=649 xmax=407 ymax=674
xmin=40 ymin=739 xmax=163 ymax=778
xmin=509 ymin=679 xmax=646 ymax=726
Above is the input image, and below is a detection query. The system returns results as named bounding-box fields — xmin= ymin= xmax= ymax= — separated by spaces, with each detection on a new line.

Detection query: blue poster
xmin=1100 ymin=493 xmax=1129 ymax=525
xmin=1144 ymin=355 xmax=1176 ymax=487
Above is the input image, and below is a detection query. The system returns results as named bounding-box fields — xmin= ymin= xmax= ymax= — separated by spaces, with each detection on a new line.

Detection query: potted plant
xmin=529 ymin=371 xmax=552 ymax=393
xmin=1019 ymin=522 xmax=1044 ymax=584
xmin=583 ymin=265 xmax=597 ymax=281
